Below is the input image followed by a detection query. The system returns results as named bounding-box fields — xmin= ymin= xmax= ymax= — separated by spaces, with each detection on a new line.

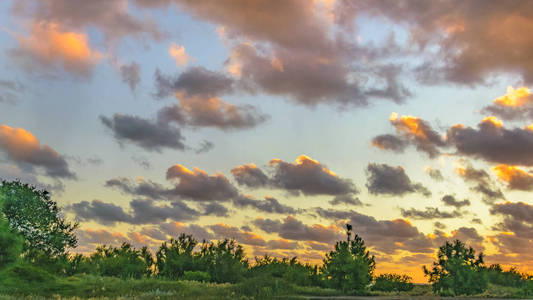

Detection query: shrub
xmin=424 ymin=240 xmax=488 ymax=296
xmin=250 ymin=255 xmax=322 ymax=287
xmin=372 ymin=273 xmax=414 ymax=292
xmin=321 ymin=224 xmax=375 ymax=292
xmin=89 ymin=243 xmax=153 ymax=279
xmin=182 ymin=270 xmax=211 ymax=282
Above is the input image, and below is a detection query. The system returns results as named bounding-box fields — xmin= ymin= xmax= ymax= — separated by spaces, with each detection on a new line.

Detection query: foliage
xmin=156 ymin=234 xmax=197 ymax=279
xmin=182 ymin=270 xmax=211 ymax=282
xmin=423 ymin=239 xmax=488 ymax=296
xmin=250 ymin=255 xmax=323 ymax=287
xmin=372 ymin=273 xmax=414 ymax=292
xmin=0 ymin=212 xmax=22 ymax=270
xmin=486 ymin=264 xmax=524 ymax=287
xmin=0 ymin=180 xmax=78 ymax=257
xmin=88 ymin=243 xmax=153 ymax=279
xmin=197 ymin=238 xmax=248 ymax=283
xmin=321 ymin=224 xmax=375 ymax=292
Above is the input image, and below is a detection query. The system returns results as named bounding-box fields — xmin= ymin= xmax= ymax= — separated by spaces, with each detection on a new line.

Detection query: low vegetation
xmin=0 ymin=180 xmax=532 ymax=299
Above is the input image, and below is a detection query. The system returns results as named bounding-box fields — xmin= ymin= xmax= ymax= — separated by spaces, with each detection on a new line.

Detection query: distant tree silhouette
xmin=424 ymin=240 xmax=488 ymax=295
xmin=321 ymin=223 xmax=375 ymax=292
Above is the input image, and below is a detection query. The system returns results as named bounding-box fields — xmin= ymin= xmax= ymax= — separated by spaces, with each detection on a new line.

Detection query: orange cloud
xmin=492 ymin=164 xmax=533 ymax=190
xmin=14 ymin=22 xmax=102 ymax=77
xmin=493 ymin=86 xmax=531 ymax=107
xmin=169 ymin=43 xmax=190 ymax=66
xmin=0 ymin=124 xmax=74 ymax=178
xmin=390 ymin=112 xmax=428 ymax=139
xmin=481 ymin=116 xmax=503 ymax=128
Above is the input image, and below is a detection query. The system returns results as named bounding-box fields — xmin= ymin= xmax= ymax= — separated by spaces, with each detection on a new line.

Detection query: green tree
xmin=0 ymin=181 xmax=78 ymax=257
xmin=424 ymin=240 xmax=488 ymax=296
xmin=198 ymin=238 xmax=248 ymax=283
xmin=321 ymin=224 xmax=375 ymax=292
xmin=156 ymin=234 xmax=197 ymax=279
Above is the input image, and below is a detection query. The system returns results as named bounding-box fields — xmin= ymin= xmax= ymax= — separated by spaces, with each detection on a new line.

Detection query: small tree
xmin=0 ymin=181 xmax=78 ymax=257
xmin=424 ymin=240 xmax=488 ymax=296
xmin=321 ymin=224 xmax=375 ymax=292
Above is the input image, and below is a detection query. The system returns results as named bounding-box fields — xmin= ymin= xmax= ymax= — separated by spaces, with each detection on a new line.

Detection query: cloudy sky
xmin=1 ymin=0 xmax=533 ymax=281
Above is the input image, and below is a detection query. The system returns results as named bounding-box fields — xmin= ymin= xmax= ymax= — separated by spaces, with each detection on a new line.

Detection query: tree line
xmin=1 ymin=180 xmax=532 ymax=297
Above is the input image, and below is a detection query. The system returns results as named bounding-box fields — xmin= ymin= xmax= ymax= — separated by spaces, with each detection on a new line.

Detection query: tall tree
xmin=321 ymin=224 xmax=375 ymax=292
xmin=0 ymin=181 xmax=78 ymax=257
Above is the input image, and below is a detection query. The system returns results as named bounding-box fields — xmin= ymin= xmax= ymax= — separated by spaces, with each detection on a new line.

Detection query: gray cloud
xmin=154 ymin=67 xmax=234 ymax=99
xmin=106 ymin=164 xmax=239 ymax=203
xmin=365 ymin=163 xmax=430 ymax=197
xmin=231 ymin=163 xmax=270 ymax=188
xmin=425 ymin=167 xmax=444 ymax=181
xmin=233 ymin=195 xmax=297 ymax=214
xmin=455 ymin=162 xmax=505 ymax=204
xmin=400 ymin=207 xmax=462 ymax=220
xmin=269 ymin=156 xmax=358 ymax=196
xmin=253 ymin=215 xmax=343 ymax=244
xmin=371 ymin=134 xmax=408 ymax=153
xmin=447 ymin=119 xmax=533 ymax=166
xmin=155 ymin=67 xmax=268 ymax=131
xmin=68 ymin=198 xmax=202 ymax=225
xmin=100 ymin=113 xmax=186 ymax=152
xmin=491 ymin=201 xmax=533 ymax=224
xmin=441 ymin=195 xmax=470 ymax=208
xmin=329 ymin=194 xmax=363 ymax=206
xmin=120 ymin=61 xmax=141 ymax=91
xmin=195 ymin=140 xmax=214 ymax=154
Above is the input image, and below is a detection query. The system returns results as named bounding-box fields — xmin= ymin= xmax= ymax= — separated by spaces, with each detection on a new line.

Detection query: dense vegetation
xmin=0 ymin=180 xmax=532 ymax=299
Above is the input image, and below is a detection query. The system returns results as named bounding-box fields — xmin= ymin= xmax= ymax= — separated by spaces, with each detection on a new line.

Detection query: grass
xmin=1 ymin=275 xmax=532 ymax=299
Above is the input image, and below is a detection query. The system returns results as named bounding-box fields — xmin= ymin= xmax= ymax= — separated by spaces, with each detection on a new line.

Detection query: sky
xmin=1 ymin=0 xmax=533 ymax=282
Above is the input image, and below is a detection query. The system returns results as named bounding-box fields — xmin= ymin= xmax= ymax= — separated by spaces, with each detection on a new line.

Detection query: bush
xmin=321 ymin=224 xmax=375 ymax=293
xmin=89 ymin=243 xmax=153 ymax=279
xmin=372 ymin=273 xmax=414 ymax=292
xmin=486 ymin=264 xmax=524 ymax=287
xmin=183 ymin=270 xmax=211 ymax=282
xmin=424 ymin=240 xmax=488 ymax=296
xmin=250 ymin=255 xmax=323 ymax=287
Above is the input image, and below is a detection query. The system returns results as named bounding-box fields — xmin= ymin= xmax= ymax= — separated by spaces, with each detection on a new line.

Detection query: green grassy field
xmin=1 ymin=276 xmax=531 ymax=300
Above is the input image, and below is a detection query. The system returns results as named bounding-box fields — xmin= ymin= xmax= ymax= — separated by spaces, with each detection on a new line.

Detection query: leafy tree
xmin=198 ymin=238 xmax=248 ymax=283
xmin=0 ymin=181 xmax=78 ymax=257
xmin=89 ymin=243 xmax=152 ymax=279
xmin=156 ymin=234 xmax=197 ymax=279
xmin=372 ymin=273 xmax=414 ymax=292
xmin=321 ymin=224 xmax=375 ymax=292
xmin=424 ymin=239 xmax=488 ymax=296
